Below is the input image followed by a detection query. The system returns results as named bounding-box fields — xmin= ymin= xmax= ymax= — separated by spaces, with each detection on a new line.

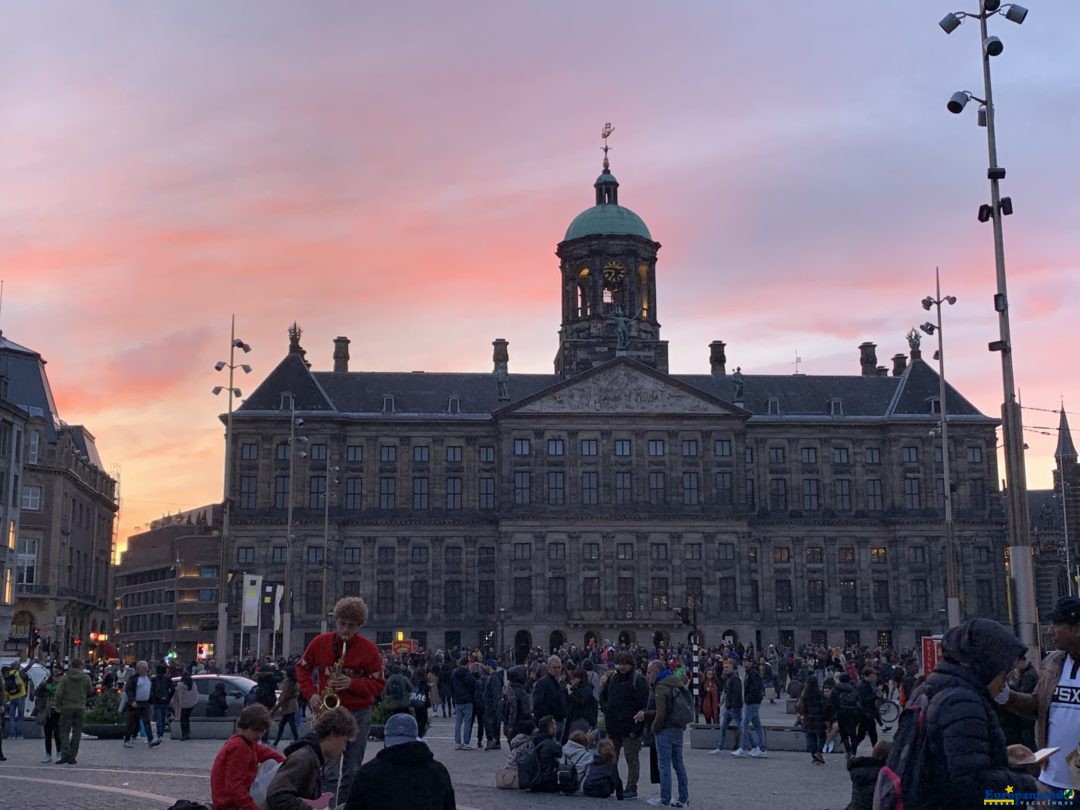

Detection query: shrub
xmin=85 ymin=690 xmax=123 ymax=724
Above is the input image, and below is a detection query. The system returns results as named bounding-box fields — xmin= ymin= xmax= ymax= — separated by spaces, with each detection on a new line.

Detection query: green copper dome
xmin=564 ymin=205 xmax=652 ymax=241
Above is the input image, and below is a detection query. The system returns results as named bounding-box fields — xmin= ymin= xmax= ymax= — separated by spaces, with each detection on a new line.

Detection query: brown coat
xmin=273 ymin=678 xmax=299 ymax=716
xmin=1008 ymin=649 xmax=1066 ymax=749
xmin=266 ymin=739 xmax=323 ymax=810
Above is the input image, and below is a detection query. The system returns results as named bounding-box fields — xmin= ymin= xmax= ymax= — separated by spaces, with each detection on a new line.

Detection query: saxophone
xmin=318 ymin=638 xmax=348 ymax=715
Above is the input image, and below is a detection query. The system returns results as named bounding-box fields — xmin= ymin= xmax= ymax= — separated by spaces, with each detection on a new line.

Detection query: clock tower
xmin=555 ymin=133 xmax=667 ymax=378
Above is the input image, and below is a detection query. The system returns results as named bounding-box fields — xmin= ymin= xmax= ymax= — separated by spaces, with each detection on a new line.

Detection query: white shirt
xmin=1042 ymin=654 xmax=1080 ymax=789
xmin=135 ymin=675 xmax=152 ymax=703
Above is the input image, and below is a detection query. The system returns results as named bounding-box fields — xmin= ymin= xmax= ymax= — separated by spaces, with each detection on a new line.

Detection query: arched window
xmin=577 ymin=268 xmax=591 ymax=317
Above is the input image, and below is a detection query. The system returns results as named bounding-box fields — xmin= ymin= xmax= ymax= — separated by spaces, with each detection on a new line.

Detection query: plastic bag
xmin=250 ymin=759 xmax=282 ymax=810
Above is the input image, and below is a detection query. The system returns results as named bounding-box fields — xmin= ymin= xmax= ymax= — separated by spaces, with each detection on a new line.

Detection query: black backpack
xmin=839 ymin=685 xmax=862 ymax=716
xmin=669 ymin=684 xmax=693 ymax=728
xmin=517 ymin=747 xmax=542 ymax=790
xmin=3 ymin=673 xmax=17 ymax=695
xmin=873 ymin=684 xmax=946 ymax=810
xmin=556 ymin=762 xmax=579 ymax=794
xmin=387 ymin=676 xmax=406 ymax=702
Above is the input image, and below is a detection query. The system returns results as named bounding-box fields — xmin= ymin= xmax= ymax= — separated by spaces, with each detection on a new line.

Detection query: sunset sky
xmin=4 ymin=1 xmax=1078 ymax=548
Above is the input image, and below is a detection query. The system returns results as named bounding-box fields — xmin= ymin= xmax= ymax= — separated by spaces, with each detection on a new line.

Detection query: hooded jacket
xmin=210 ymin=733 xmax=284 ymax=810
xmin=599 ymin=668 xmax=649 ymax=737
xmin=561 ymin=739 xmax=593 ymax=786
xmin=266 ymin=736 xmax=324 ymax=810
xmin=53 ymin=668 xmax=94 ymax=711
xmin=845 ymin=755 xmax=885 ymax=810
xmin=344 ymin=740 xmax=456 ymax=810
xmin=651 ymin=671 xmax=687 ymax=734
xmin=720 ymin=669 xmax=743 ymax=711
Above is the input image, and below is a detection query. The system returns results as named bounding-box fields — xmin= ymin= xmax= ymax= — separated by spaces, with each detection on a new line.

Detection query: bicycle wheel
xmin=878 ymin=699 xmax=899 ymax=724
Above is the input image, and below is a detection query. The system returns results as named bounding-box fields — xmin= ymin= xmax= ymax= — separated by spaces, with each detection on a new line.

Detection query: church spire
xmin=1057 ymin=404 xmax=1078 ymax=463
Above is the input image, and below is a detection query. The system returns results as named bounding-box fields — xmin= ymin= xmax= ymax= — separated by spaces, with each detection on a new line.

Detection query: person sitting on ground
xmin=345 ymin=711 xmax=456 ymax=810
xmin=521 ymin=714 xmax=563 ymax=793
xmin=845 ymin=740 xmax=891 ymax=810
xmin=582 ymin=738 xmax=624 ymax=800
xmin=210 ymin=704 xmax=285 ymax=810
xmin=267 ymin=706 xmax=356 ymax=810
xmin=561 ymin=730 xmax=594 ymax=792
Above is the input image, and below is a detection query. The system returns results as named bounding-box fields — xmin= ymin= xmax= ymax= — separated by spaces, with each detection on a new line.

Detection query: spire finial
xmin=601 ymin=122 xmax=614 ymax=170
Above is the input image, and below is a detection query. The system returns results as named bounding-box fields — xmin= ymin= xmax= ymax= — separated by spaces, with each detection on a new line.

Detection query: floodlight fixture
xmin=999 ymin=197 xmax=1013 ymax=215
xmin=945 ymin=295 xmax=957 ymax=306
xmin=939 ymin=12 xmax=963 ymax=33
xmin=212 ymin=386 xmax=224 ymax=396
xmin=233 ymin=339 xmax=252 ymax=353
xmin=295 ymin=418 xmax=304 ymax=427
xmin=984 ymin=36 xmax=1004 ymax=57
xmin=922 ymin=296 xmax=935 ymax=311
xmin=948 ymin=91 xmax=971 ymax=114
xmin=983 ymin=0 xmax=1001 ymax=12
xmin=241 ymin=364 xmax=253 ymax=374
xmin=920 ymin=322 xmax=937 ymax=335
xmin=978 ymin=204 xmax=994 ymax=222
xmin=1004 ymin=4 xmax=1027 ymax=24
xmin=214 ymin=361 xmax=226 ymax=371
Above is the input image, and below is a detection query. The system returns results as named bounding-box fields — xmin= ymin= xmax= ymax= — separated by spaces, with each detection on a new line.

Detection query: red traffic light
xmin=73 ymin=637 xmax=82 ymax=646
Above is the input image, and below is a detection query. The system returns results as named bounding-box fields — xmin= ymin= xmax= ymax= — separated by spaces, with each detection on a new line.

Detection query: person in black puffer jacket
xmin=828 ymin=674 xmax=862 ymax=758
xmin=522 ymin=715 xmax=563 ymax=793
xmin=582 ymin=738 xmax=624 ymax=800
xmin=345 ymin=713 xmax=455 ymax=810
xmin=892 ymin=618 xmax=1040 ymax=809
xmin=845 ymin=740 xmax=890 ymax=810
xmin=530 ymin=656 xmax=567 ymax=731
xmin=564 ymin=670 xmax=598 ymax=739
xmin=799 ymin=676 xmax=827 ymax=763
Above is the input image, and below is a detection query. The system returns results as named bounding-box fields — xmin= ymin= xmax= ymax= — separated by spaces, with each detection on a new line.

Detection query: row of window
xmin=236 ymin=540 xmax=995 ymax=567
xmin=244 ymin=438 xmax=986 ymax=467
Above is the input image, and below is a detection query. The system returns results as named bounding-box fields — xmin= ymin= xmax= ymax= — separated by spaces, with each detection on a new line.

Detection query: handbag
xmin=249 ymin=759 xmax=281 ymax=810
xmin=408 ymin=689 xmax=428 ymax=710
xmin=495 ymin=767 xmax=519 ymax=790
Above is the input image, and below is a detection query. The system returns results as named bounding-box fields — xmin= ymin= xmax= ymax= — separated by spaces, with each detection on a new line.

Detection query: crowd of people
xmin=7 ymin=596 xmax=1080 ymax=807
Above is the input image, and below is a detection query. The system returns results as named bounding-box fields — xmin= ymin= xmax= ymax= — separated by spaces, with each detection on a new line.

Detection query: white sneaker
xmin=731 ymin=748 xmax=747 ymax=758
xmin=646 ymin=799 xmax=669 ymax=807
xmin=41 ymin=756 xmax=52 ymax=763
xmin=750 ymin=747 xmax=767 ymax=758
xmin=708 ymin=747 xmax=724 ymax=754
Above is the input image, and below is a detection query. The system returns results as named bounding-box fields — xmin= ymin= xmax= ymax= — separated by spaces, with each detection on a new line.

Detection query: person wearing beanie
xmin=345 ymin=712 xmax=456 ymax=810
xmin=887 ymin=618 xmax=1039 ymax=808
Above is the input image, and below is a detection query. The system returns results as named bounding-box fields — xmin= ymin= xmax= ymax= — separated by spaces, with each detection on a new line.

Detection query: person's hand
xmin=633 ymin=711 xmax=645 ymax=722
xmin=308 ymin=694 xmax=324 ymax=714
xmin=330 ymin=674 xmax=352 ymax=691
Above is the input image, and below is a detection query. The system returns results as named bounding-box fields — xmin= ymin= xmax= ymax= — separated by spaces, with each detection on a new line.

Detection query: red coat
xmin=210 ymin=733 xmax=283 ymax=810
xmin=296 ymin=631 xmax=385 ymax=711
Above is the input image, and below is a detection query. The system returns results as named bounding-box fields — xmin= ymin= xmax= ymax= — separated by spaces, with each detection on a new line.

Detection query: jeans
xmin=655 ymin=728 xmax=689 ymax=805
xmin=740 ymin=703 xmax=766 ymax=751
xmin=805 ymin=731 xmax=825 ymax=755
xmin=153 ymin=704 xmax=169 ymax=738
xmin=9 ymin=697 xmax=25 ymax=737
xmin=716 ymin=706 xmax=742 ymax=750
xmin=321 ymin=707 xmax=372 ymax=807
xmin=609 ymin=733 xmax=642 ymax=792
xmin=43 ymin=712 xmax=63 ymax=755
xmin=454 ymin=702 xmax=474 ymax=745
xmin=273 ymin=712 xmax=299 ymax=745
xmin=58 ymin=708 xmax=85 ymax=761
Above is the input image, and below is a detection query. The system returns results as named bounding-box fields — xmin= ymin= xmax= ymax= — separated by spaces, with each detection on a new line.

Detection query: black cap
xmin=1048 ymin=596 xmax=1080 ymax=624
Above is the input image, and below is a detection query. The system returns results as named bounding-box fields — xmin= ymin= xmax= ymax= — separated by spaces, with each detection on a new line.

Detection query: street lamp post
xmin=213 ymin=315 xmax=252 ymax=667
xmin=940 ymin=0 xmax=1038 ymax=659
xmin=921 ymin=269 xmax=960 ymax=628
xmin=1060 ymin=480 xmax=1072 ymax=596
xmin=281 ymin=394 xmax=308 ymax=658
xmin=321 ymin=466 xmax=340 ymax=633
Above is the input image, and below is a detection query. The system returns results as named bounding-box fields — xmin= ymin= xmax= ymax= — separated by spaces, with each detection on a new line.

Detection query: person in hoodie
xmin=561 ymin=729 xmax=594 ymax=791
xmin=827 ymin=673 xmax=862 ymax=758
xmin=582 ymin=738 xmax=624 ymax=800
xmin=482 ymin=658 xmax=506 ymax=749
xmin=54 ymin=659 xmax=95 ymax=765
xmin=210 ymin=704 xmax=285 ymax=810
xmin=504 ymin=666 xmax=532 ymax=746
xmin=345 ymin=712 xmax=456 ymax=810
xmin=845 ymin=740 xmax=890 ymax=810
xmin=645 ymin=659 xmax=690 ymax=808
xmin=886 ymin=617 xmax=1041 ymax=809
xmin=565 ymin=669 xmax=599 ymax=739
xmin=524 ymin=714 xmax=564 ymax=793
xmin=266 ymin=706 xmax=356 ymax=810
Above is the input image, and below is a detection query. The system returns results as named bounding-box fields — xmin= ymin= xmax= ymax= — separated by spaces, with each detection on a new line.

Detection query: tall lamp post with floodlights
xmin=321 ymin=465 xmax=340 ymax=633
xmin=213 ymin=315 xmax=251 ymax=666
xmin=939 ymin=0 xmax=1038 ymax=658
xmin=921 ymin=268 xmax=960 ymax=628
xmin=282 ymin=393 xmax=308 ymax=657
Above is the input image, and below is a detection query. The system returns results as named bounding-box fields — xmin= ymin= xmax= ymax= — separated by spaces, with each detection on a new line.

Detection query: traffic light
xmin=29 ymin=627 xmax=41 ymax=648
xmin=73 ymin=636 xmax=82 ymax=646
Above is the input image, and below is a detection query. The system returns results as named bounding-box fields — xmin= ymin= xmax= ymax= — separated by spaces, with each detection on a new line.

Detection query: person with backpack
xmin=798 ymin=675 xmax=828 ymax=764
xmin=383 ymin=666 xmax=414 ymax=718
xmin=599 ymin=652 xmax=649 ymax=800
xmin=470 ymin=663 xmax=488 ymax=749
xmin=561 ymin=729 xmax=593 ymax=793
xmin=482 ymin=659 xmax=506 ymax=749
xmin=828 ymin=673 xmax=862 ymax=758
xmin=518 ymin=714 xmax=563 ymax=793
xmin=643 ymin=659 xmax=690 ymax=808
xmin=846 ymin=739 xmax=890 ymax=810
xmin=732 ymin=654 xmax=767 ymax=758
xmin=150 ymin=664 xmax=176 ymax=740
xmin=3 ymin=665 xmax=28 ymax=740
xmin=504 ymin=666 xmax=531 ymax=744
xmin=875 ymin=617 xmax=1040 ymax=809
xmin=582 ymin=738 xmax=624 ymax=800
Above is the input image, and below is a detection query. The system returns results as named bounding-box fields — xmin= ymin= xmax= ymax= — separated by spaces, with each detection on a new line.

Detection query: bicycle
xmin=875 ymin=694 xmax=900 ymax=724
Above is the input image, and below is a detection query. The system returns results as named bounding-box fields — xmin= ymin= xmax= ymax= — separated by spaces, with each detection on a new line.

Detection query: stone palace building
xmin=223 ymin=155 xmax=1007 ymax=659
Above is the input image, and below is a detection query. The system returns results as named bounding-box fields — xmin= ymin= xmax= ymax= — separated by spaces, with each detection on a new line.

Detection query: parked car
xmin=170 ymin=674 xmax=258 ymax=718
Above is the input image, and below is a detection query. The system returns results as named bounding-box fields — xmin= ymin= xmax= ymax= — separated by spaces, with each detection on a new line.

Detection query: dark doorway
xmin=584 ymin=631 xmax=599 ymax=648
xmin=618 ymin=630 xmax=635 ymax=647
xmin=513 ymin=630 xmax=532 ymax=665
xmin=549 ymin=629 xmax=567 ymax=652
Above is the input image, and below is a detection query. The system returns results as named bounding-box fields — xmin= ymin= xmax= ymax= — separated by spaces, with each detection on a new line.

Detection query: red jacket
xmin=210 ymin=733 xmax=284 ymax=810
xmin=296 ymin=631 xmax=385 ymax=711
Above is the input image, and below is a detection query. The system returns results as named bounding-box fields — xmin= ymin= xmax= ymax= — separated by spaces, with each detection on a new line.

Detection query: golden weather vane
xmin=601 ymin=122 xmax=614 ymax=169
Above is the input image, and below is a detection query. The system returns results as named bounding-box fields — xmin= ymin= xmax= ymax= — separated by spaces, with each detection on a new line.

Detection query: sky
xmin=2 ymin=1 xmax=1078 ymax=547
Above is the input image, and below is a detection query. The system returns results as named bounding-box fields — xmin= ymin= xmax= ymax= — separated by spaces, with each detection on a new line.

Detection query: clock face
xmin=603 ymin=262 xmax=625 ymax=286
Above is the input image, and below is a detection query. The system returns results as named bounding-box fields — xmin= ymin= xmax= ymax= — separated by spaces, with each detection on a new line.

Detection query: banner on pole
xmin=242 ymin=574 xmax=263 ymax=627
xmin=273 ymin=585 xmax=284 ymax=632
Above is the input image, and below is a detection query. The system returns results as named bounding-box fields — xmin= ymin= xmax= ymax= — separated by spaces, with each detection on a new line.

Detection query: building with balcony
xmin=220 ymin=155 xmax=1009 ymax=660
xmin=115 ymin=504 xmax=222 ymax=663
xmin=0 ymin=374 xmax=29 ymax=647
xmin=1 ymin=333 xmax=118 ymax=662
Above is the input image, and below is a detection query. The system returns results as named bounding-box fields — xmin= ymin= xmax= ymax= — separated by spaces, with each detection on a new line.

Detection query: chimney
xmin=891 ymin=353 xmax=907 ymax=376
xmin=709 ymin=341 xmax=727 ymax=376
xmin=492 ymin=338 xmax=510 ymax=401
xmin=333 ymin=336 xmax=350 ymax=373
xmin=859 ymin=342 xmax=877 ymax=376
xmin=877 ymin=366 xmax=888 ymax=377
